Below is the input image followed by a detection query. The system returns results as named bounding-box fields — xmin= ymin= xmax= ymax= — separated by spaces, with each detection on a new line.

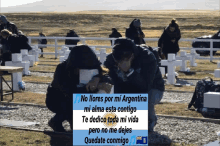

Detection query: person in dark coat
xmin=0 ymin=29 xmax=31 ymax=65
xmin=104 ymin=38 xmax=165 ymax=132
xmin=158 ymin=19 xmax=181 ymax=75
xmin=46 ymin=45 xmax=112 ymax=132
xmin=0 ymin=15 xmax=19 ymax=35
xmin=0 ymin=15 xmax=19 ymax=64
xmin=109 ymin=28 xmax=122 ymax=45
xmin=125 ymin=19 xmax=145 ymax=45
xmin=18 ymin=30 xmax=32 ymax=52
xmin=65 ymin=30 xmax=80 ymax=50
xmin=158 ymin=19 xmax=181 ymax=59
xmin=38 ymin=32 xmax=47 ymax=57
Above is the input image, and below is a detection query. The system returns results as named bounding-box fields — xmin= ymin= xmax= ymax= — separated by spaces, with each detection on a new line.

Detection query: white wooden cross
xmin=29 ymin=45 xmax=41 ymax=62
xmin=5 ymin=54 xmax=30 ymax=75
xmin=187 ymin=49 xmax=200 ymax=67
xmin=59 ymin=46 xmax=69 ymax=56
xmin=161 ymin=54 xmax=182 ymax=84
xmin=176 ymin=51 xmax=191 ymax=72
xmin=59 ymin=49 xmax=70 ymax=62
xmin=214 ymin=62 xmax=220 ymax=78
xmin=21 ymin=49 xmax=35 ymax=67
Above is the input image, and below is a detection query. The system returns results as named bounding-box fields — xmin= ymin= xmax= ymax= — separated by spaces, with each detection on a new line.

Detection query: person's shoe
xmin=48 ymin=118 xmax=66 ymax=132
xmin=40 ymin=55 xmax=44 ymax=58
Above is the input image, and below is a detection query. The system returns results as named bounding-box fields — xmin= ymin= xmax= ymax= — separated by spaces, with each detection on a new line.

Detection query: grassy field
xmin=2 ymin=10 xmax=220 ymax=48
xmin=0 ymin=11 xmax=219 ymax=145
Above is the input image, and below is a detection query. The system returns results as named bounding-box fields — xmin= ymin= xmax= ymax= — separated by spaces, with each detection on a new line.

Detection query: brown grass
xmin=155 ymin=103 xmax=203 ymax=118
xmin=0 ymin=127 xmax=73 ymax=146
xmin=3 ymin=75 xmax=52 ymax=83
xmin=3 ymin=92 xmax=46 ymax=105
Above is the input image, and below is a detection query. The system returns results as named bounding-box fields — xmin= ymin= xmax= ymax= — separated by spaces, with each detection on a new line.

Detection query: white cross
xmin=214 ymin=62 xmax=220 ymax=78
xmin=186 ymin=49 xmax=200 ymax=67
xmin=29 ymin=45 xmax=40 ymax=62
xmin=176 ymin=51 xmax=191 ymax=72
xmin=5 ymin=54 xmax=30 ymax=76
xmin=21 ymin=49 xmax=35 ymax=67
xmin=161 ymin=54 xmax=182 ymax=84
xmin=59 ymin=49 xmax=70 ymax=62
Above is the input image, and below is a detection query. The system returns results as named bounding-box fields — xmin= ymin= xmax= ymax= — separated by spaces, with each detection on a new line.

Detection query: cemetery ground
xmin=0 ymin=11 xmax=220 ymax=145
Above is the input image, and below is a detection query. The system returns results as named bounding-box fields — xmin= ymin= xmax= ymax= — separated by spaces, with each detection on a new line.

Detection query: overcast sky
xmin=1 ymin=0 xmax=219 ymax=11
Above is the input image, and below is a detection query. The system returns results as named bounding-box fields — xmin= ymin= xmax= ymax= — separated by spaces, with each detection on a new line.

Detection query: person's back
xmin=0 ymin=15 xmax=19 ymax=35
xmin=125 ymin=19 xmax=145 ymax=45
xmin=46 ymin=45 xmax=112 ymax=132
xmin=65 ymin=30 xmax=80 ymax=49
xmin=109 ymin=28 xmax=122 ymax=45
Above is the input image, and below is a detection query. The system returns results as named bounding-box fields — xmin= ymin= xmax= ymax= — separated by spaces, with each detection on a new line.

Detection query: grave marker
xmin=214 ymin=62 xmax=220 ymax=78
xmin=5 ymin=54 xmax=30 ymax=75
xmin=21 ymin=49 xmax=35 ymax=67
xmin=187 ymin=49 xmax=200 ymax=66
xmin=161 ymin=54 xmax=182 ymax=84
xmin=176 ymin=51 xmax=191 ymax=72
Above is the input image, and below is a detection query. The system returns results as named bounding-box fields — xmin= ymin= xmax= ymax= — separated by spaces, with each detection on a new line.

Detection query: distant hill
xmin=1 ymin=0 xmax=219 ymax=13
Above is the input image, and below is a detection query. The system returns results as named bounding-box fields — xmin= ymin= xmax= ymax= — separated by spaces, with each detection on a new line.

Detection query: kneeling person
xmin=104 ymin=38 xmax=165 ymax=132
xmin=46 ymin=45 xmax=112 ymax=132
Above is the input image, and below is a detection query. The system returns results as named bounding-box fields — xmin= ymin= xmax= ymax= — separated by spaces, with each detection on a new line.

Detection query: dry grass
xmin=178 ymin=72 xmax=220 ymax=80
xmin=3 ymin=92 xmax=46 ymax=105
xmin=4 ymin=75 xmax=52 ymax=83
xmin=30 ymin=66 xmax=56 ymax=72
xmin=2 ymin=11 xmax=219 ymax=48
xmin=165 ymin=85 xmax=195 ymax=92
xmin=155 ymin=103 xmax=203 ymax=118
xmin=0 ymin=127 xmax=72 ymax=146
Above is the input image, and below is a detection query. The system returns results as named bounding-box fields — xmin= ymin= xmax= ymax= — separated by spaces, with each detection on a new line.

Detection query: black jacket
xmin=65 ymin=31 xmax=80 ymax=45
xmin=0 ymin=22 xmax=19 ymax=45
xmin=158 ymin=26 xmax=181 ymax=54
xmin=126 ymin=19 xmax=145 ymax=45
xmin=48 ymin=46 xmax=111 ymax=98
xmin=0 ymin=22 xmax=19 ymax=35
xmin=104 ymin=45 xmax=165 ymax=93
xmin=6 ymin=34 xmax=31 ymax=53
xmin=109 ymin=30 xmax=122 ymax=45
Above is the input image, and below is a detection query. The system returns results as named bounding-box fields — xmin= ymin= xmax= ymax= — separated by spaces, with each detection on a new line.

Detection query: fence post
xmin=55 ymin=38 xmax=58 ymax=59
xmin=82 ymin=38 xmax=86 ymax=45
xmin=112 ymin=39 xmax=115 ymax=47
xmin=210 ymin=39 xmax=213 ymax=62
xmin=28 ymin=37 xmax=32 ymax=45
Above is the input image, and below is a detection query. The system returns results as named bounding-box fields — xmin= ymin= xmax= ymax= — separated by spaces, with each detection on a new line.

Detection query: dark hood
xmin=65 ymin=45 xmax=101 ymax=71
xmin=129 ymin=19 xmax=138 ymax=29
xmin=0 ymin=15 xmax=8 ymax=24
xmin=164 ymin=25 xmax=181 ymax=38
xmin=114 ymin=38 xmax=139 ymax=58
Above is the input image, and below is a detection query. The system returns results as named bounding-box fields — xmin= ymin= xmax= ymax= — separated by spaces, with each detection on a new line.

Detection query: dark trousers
xmin=46 ymin=87 xmax=72 ymax=125
xmin=1 ymin=52 xmax=12 ymax=66
xmin=40 ymin=48 xmax=43 ymax=56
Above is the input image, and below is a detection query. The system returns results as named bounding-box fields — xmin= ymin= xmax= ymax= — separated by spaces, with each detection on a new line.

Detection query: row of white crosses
xmin=29 ymin=45 xmax=41 ymax=62
xmin=59 ymin=46 xmax=110 ymax=65
xmin=160 ymin=50 xmax=200 ymax=84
